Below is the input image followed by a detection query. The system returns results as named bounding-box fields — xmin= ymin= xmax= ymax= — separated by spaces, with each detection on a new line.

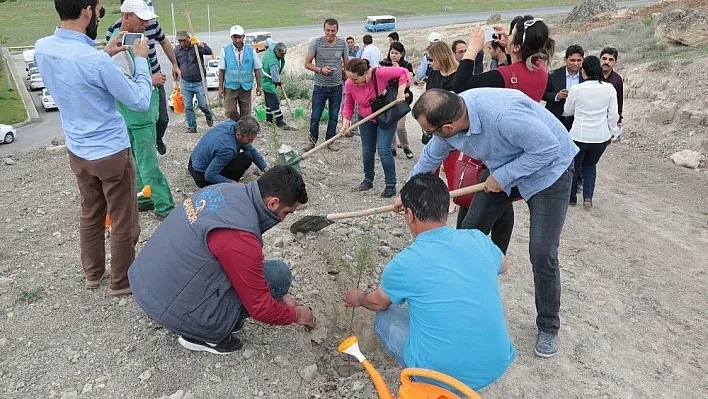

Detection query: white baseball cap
xmin=428 ymin=32 xmax=441 ymax=43
xmin=120 ymin=0 xmax=158 ymax=21
xmin=230 ymin=25 xmax=245 ymax=36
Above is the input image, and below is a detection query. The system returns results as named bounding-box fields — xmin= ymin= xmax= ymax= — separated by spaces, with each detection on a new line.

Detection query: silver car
xmin=41 ymin=89 xmax=57 ymax=110
xmin=29 ymin=73 xmax=45 ymax=90
xmin=0 ymin=124 xmax=17 ymax=144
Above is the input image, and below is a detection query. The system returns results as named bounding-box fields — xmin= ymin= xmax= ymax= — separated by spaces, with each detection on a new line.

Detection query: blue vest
xmin=223 ymin=44 xmax=255 ymax=91
xmin=128 ymin=181 xmax=280 ymax=343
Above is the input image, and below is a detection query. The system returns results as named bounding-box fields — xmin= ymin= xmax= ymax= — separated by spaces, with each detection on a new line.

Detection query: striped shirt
xmin=106 ymin=18 xmax=165 ymax=74
xmin=307 ymin=37 xmax=347 ymax=87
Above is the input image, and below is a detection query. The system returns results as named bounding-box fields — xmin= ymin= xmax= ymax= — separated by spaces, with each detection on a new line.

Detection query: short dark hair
xmin=346 ymin=36 xmax=354 ymax=42
xmin=412 ymin=88 xmax=465 ymax=127
xmin=55 ymin=0 xmax=97 ymax=20
xmin=451 ymin=39 xmax=467 ymax=53
xmin=582 ymin=55 xmax=603 ymax=82
xmin=324 ymin=18 xmax=339 ymax=28
xmin=565 ymin=44 xmax=584 ymax=58
xmin=400 ymin=173 xmax=449 ymax=223
xmin=346 ymin=58 xmax=370 ymax=75
xmin=600 ymin=47 xmax=619 ymax=60
xmin=363 ymin=34 xmax=373 ymax=45
xmin=490 ymin=41 xmax=505 ymax=52
xmin=257 ymin=166 xmax=308 ymax=206
xmin=234 ymin=116 xmax=260 ymax=136
xmin=387 ymin=32 xmax=399 ymax=41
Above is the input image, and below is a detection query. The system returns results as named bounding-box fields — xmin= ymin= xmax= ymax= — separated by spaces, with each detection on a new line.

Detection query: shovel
xmin=280 ymin=84 xmax=296 ymax=120
xmin=277 ymin=100 xmax=402 ymax=173
xmin=290 ymin=182 xmax=486 ymax=234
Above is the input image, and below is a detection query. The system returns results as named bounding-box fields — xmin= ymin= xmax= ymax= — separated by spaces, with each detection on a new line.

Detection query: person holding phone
xmin=543 ymin=45 xmax=585 ymax=131
xmin=34 ymin=0 xmax=153 ymax=296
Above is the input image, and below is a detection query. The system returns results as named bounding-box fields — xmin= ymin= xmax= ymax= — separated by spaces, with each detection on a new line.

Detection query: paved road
xmin=1 ymin=0 xmax=657 ymax=156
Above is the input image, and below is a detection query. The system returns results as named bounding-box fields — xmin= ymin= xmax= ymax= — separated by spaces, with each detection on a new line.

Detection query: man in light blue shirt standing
xmin=34 ymin=0 xmax=153 ymax=296
xmin=344 ymin=173 xmax=515 ymax=391
xmin=402 ymin=88 xmax=578 ymax=358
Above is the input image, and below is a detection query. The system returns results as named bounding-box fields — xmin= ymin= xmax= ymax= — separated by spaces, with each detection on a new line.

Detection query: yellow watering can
xmin=338 ymin=336 xmax=482 ymax=399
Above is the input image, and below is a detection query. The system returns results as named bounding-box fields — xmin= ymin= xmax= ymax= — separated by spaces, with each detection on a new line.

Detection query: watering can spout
xmin=338 ymin=336 xmax=394 ymax=399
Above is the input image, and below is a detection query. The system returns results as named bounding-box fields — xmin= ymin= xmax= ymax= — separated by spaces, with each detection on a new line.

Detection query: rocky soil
xmin=1 ymin=2 xmax=707 ymax=398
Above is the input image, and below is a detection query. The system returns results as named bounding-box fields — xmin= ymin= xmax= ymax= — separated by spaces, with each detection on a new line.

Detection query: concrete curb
xmin=3 ymin=47 xmax=41 ymax=127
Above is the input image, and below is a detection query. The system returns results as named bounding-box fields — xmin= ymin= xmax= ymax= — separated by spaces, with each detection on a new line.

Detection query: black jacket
xmin=543 ymin=66 xmax=583 ymax=131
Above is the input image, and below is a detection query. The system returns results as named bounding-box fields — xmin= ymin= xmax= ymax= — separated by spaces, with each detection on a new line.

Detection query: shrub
xmin=281 ymin=70 xmax=313 ymax=101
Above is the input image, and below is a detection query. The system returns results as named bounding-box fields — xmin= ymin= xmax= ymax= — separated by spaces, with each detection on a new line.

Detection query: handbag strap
xmin=371 ymin=67 xmax=380 ymax=95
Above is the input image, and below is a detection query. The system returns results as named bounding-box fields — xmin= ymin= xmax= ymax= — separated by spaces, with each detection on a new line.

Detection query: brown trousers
xmin=224 ymin=87 xmax=252 ymax=121
xmin=68 ymin=149 xmax=140 ymax=290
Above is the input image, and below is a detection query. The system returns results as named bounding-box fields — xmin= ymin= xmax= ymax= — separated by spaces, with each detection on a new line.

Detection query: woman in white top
xmin=563 ymin=55 xmax=620 ymax=208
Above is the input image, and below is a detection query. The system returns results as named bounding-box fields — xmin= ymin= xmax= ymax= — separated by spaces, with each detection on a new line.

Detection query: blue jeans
xmin=571 ymin=140 xmax=609 ymax=201
xmin=180 ymin=80 xmax=213 ymax=129
xmin=309 ymin=84 xmax=342 ymax=143
xmin=374 ymin=305 xmax=409 ymax=367
xmin=359 ymin=120 xmax=397 ymax=186
xmin=234 ymin=260 xmax=291 ymax=328
xmin=463 ymin=165 xmax=573 ymax=334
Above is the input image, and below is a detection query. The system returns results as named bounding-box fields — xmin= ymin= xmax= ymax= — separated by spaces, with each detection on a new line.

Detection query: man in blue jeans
xmin=345 ymin=173 xmax=515 ymax=391
xmin=403 ymin=88 xmax=578 ymax=358
xmin=174 ymin=30 xmax=214 ymax=133
xmin=303 ymin=18 xmax=349 ymax=151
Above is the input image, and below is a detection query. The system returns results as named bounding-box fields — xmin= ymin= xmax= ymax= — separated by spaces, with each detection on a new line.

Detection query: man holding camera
xmin=107 ymin=0 xmax=181 ymax=155
xmin=34 ymin=0 xmax=154 ymax=296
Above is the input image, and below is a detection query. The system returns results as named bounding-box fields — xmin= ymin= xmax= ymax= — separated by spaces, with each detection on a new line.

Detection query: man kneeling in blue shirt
xmin=344 ymin=173 xmax=516 ymax=391
xmin=188 ymin=116 xmax=268 ymax=187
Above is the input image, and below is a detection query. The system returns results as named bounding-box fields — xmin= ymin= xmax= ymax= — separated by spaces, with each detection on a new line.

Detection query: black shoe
xmin=277 ymin=123 xmax=297 ymax=131
xmin=358 ymin=181 xmax=373 ymax=191
xmin=156 ymin=141 xmax=167 ymax=155
xmin=381 ymin=185 xmax=396 ymax=198
xmin=206 ymin=117 xmax=214 ymax=127
xmin=569 ymin=197 xmax=577 ymax=206
xmin=178 ymin=335 xmax=243 ymax=355
xmin=186 ymin=127 xmax=197 ymax=134
xmin=391 ymin=148 xmax=397 ymax=157
xmin=403 ymin=147 xmax=413 ymax=159
xmin=138 ymin=203 xmax=155 ymax=212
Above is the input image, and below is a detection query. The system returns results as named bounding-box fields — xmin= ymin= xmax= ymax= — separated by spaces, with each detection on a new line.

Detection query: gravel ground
xmin=1 ymin=13 xmax=707 ymax=399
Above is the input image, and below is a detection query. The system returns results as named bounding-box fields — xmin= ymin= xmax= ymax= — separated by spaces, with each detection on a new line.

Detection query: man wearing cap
xmin=414 ymin=32 xmax=441 ymax=85
xmin=111 ymin=0 xmax=175 ymax=219
xmin=261 ymin=42 xmax=296 ymax=131
xmin=218 ymin=25 xmax=263 ymax=122
xmin=34 ymin=0 xmax=152 ymax=296
xmin=175 ymin=30 xmax=214 ymax=133
xmin=107 ymin=0 xmax=181 ymax=155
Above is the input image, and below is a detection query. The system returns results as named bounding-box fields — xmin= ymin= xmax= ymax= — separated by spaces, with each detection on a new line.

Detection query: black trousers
xmin=156 ymin=85 xmax=169 ymax=144
xmin=188 ymin=151 xmax=253 ymax=188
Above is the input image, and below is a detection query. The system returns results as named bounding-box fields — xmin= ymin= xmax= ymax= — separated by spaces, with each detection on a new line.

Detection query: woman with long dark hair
xmin=563 ymin=55 xmax=619 ymax=208
xmin=382 ymin=42 xmax=415 ymax=159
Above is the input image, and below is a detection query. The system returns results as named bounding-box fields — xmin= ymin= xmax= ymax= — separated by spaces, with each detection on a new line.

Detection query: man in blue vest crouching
xmin=128 ymin=165 xmax=316 ymax=354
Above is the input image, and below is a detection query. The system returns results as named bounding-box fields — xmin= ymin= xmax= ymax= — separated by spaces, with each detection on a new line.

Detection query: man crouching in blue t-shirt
xmin=344 ymin=173 xmax=516 ymax=391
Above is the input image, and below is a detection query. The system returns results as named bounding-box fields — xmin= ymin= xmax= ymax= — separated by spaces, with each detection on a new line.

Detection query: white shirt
xmin=361 ymin=44 xmax=381 ymax=68
xmin=218 ymin=44 xmax=262 ymax=70
xmin=563 ymin=80 xmax=619 ymax=143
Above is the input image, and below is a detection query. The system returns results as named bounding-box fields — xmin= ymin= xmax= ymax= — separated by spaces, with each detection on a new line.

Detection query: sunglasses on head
xmin=521 ymin=17 xmax=544 ymax=44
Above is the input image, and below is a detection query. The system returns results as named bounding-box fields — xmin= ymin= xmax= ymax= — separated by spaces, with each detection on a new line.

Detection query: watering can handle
xmin=400 ymin=368 xmax=482 ymax=399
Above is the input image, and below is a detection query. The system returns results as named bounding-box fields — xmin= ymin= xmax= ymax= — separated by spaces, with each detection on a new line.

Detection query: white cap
xmin=428 ymin=32 xmax=441 ymax=43
xmin=120 ymin=0 xmax=158 ymax=20
xmin=230 ymin=25 xmax=245 ymax=36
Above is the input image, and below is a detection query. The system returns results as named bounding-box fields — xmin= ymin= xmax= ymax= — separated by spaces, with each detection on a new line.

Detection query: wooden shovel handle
xmin=299 ymin=100 xmax=402 ymax=160
xmin=326 ymin=182 xmax=486 ymax=221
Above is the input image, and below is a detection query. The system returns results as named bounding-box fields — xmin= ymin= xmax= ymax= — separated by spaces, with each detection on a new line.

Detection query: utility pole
xmin=0 ymin=47 xmax=14 ymax=91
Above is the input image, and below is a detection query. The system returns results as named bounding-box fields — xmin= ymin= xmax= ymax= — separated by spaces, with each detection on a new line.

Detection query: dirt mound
xmin=565 ymin=0 xmax=618 ymax=23
xmin=654 ymin=8 xmax=708 ymax=46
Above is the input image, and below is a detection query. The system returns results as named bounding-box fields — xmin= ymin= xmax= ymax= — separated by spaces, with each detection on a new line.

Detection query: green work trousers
xmin=128 ymin=124 xmax=174 ymax=217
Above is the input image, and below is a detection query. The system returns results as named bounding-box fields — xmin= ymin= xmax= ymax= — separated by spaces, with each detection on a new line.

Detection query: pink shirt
xmin=343 ymin=66 xmax=410 ymax=121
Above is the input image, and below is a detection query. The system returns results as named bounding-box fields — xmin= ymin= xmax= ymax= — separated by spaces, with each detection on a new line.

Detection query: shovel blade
xmin=277 ymin=145 xmax=302 ymax=173
xmin=289 ymin=215 xmax=334 ymax=234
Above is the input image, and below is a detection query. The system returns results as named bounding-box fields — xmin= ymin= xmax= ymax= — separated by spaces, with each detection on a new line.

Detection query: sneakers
xmin=327 ymin=142 xmax=339 ymax=152
xmin=358 ymin=180 xmax=373 ymax=191
xmin=156 ymin=141 xmax=167 ymax=155
xmin=534 ymin=331 xmax=558 ymax=358
xmin=381 ymin=185 xmax=396 ymax=198
xmin=186 ymin=127 xmax=197 ymax=134
xmin=403 ymin=147 xmax=414 ymax=159
xmin=178 ymin=335 xmax=243 ymax=355
xmin=206 ymin=117 xmax=214 ymax=127
xmin=583 ymin=199 xmax=593 ymax=209
xmin=277 ymin=123 xmax=297 ymax=131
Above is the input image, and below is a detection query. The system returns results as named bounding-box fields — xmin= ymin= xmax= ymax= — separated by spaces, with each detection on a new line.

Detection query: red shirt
xmin=207 ymin=228 xmax=296 ymax=325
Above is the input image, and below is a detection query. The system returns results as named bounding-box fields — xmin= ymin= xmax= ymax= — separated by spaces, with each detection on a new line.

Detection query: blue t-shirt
xmin=381 ymin=226 xmax=516 ymax=390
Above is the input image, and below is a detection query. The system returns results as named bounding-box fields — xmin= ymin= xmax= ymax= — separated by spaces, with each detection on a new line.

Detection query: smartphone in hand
xmin=122 ymin=33 xmax=144 ymax=47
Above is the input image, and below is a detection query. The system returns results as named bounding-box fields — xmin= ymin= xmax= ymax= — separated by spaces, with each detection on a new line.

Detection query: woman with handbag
xmin=342 ymin=58 xmax=410 ymax=198
xmin=563 ymin=55 xmax=619 ymax=208
xmin=381 ymin=42 xmax=415 ymax=159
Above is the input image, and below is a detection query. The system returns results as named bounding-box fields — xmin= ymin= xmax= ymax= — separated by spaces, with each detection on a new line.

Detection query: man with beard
xmin=34 ymin=0 xmax=153 ymax=296
xmin=600 ymin=47 xmax=624 ymax=128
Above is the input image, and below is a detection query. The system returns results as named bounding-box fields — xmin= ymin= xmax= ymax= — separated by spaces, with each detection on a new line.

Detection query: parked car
xmin=206 ymin=58 xmax=220 ymax=74
xmin=29 ymin=73 xmax=45 ymax=90
xmin=27 ymin=67 xmax=39 ymax=80
xmin=167 ymin=91 xmax=198 ymax=110
xmin=41 ymin=89 xmax=57 ymax=110
xmin=206 ymin=71 xmax=218 ymax=89
xmin=0 ymin=124 xmax=17 ymax=144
